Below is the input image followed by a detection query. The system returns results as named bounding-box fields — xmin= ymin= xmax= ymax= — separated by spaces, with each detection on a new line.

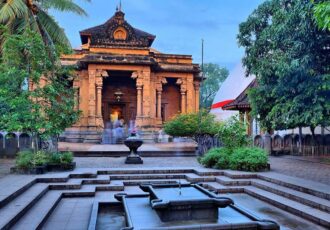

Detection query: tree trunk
xmin=310 ymin=126 xmax=316 ymax=156
xmin=298 ymin=127 xmax=302 ymax=155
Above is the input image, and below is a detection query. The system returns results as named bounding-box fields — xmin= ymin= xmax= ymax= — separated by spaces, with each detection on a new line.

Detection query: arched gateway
xmin=61 ymin=8 xmax=201 ymax=143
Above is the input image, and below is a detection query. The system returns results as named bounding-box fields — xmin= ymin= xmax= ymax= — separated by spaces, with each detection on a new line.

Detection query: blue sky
xmin=52 ymin=0 xmax=264 ymax=71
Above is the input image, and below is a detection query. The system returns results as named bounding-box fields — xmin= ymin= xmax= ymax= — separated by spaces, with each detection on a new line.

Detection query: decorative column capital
xmin=96 ymin=69 xmax=108 ymax=78
xmin=194 ymin=81 xmax=200 ymax=90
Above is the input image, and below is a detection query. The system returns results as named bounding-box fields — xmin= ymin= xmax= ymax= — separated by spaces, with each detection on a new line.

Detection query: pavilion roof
xmin=80 ymin=10 xmax=156 ymax=48
xmin=222 ymin=79 xmax=257 ymax=111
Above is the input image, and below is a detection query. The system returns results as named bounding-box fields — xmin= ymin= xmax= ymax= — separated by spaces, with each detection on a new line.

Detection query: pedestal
xmin=125 ymin=155 xmax=143 ymax=164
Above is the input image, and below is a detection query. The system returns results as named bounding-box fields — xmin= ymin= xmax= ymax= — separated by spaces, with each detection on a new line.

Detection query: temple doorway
xmin=101 ymin=71 xmax=137 ymax=144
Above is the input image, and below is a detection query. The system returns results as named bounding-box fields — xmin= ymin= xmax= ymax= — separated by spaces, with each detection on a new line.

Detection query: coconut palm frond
xmin=0 ymin=0 xmax=28 ymax=23
xmin=37 ymin=9 xmax=71 ymax=47
xmin=40 ymin=0 xmax=88 ymax=16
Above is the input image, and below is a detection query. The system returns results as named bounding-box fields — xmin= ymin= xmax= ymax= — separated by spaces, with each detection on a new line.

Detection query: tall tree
xmin=313 ymin=0 xmax=330 ymax=31
xmin=200 ymin=63 xmax=229 ymax=109
xmin=0 ymin=29 xmax=80 ymax=151
xmin=0 ymin=0 xmax=90 ymax=50
xmin=238 ymin=0 xmax=330 ymax=135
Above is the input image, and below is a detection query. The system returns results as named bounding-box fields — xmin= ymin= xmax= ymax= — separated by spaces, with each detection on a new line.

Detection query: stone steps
xmin=244 ymin=186 xmax=330 ymax=227
xmin=251 ymin=179 xmax=330 ymax=213
xmin=109 ymin=173 xmax=186 ymax=180
xmin=123 ymin=178 xmax=189 ymax=186
xmin=0 ymin=183 xmax=48 ymax=230
xmin=98 ymin=169 xmax=194 ymax=175
xmin=216 ymin=176 xmax=251 ymax=186
xmin=202 ymin=182 xmax=244 ymax=194
xmin=257 ymin=173 xmax=330 ymax=200
xmin=11 ymin=191 xmax=62 ymax=230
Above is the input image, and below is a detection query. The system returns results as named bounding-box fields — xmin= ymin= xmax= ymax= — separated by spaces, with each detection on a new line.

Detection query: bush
xmin=61 ymin=152 xmax=74 ymax=164
xmin=214 ymin=148 xmax=232 ymax=169
xmin=48 ymin=151 xmax=73 ymax=164
xmin=217 ymin=116 xmax=251 ymax=149
xmin=199 ymin=148 xmax=231 ymax=168
xmin=229 ymin=147 xmax=268 ymax=172
xmin=164 ymin=110 xmax=222 ymax=138
xmin=16 ymin=151 xmax=33 ymax=169
xmin=31 ymin=151 xmax=48 ymax=167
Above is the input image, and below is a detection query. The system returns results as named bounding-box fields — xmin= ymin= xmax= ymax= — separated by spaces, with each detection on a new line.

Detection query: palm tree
xmin=0 ymin=0 xmax=90 ymax=49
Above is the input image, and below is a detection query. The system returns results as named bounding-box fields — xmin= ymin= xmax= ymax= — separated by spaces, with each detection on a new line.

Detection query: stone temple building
xmin=61 ymin=8 xmax=201 ymax=143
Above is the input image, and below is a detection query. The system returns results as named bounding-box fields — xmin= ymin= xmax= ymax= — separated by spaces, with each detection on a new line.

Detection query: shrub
xmin=214 ymin=148 xmax=232 ymax=169
xmin=164 ymin=110 xmax=222 ymax=139
xmin=61 ymin=151 xmax=73 ymax=164
xmin=199 ymin=148 xmax=231 ymax=168
xmin=229 ymin=147 xmax=268 ymax=172
xmin=48 ymin=151 xmax=74 ymax=164
xmin=31 ymin=151 xmax=49 ymax=167
xmin=217 ymin=116 xmax=251 ymax=149
xmin=16 ymin=151 xmax=33 ymax=169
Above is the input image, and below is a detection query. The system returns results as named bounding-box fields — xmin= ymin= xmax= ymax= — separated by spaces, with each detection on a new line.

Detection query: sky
xmin=52 ymin=0 xmax=264 ymax=71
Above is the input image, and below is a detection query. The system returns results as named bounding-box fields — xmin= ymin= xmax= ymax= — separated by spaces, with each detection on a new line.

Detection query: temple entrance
xmin=101 ymin=71 xmax=137 ymax=144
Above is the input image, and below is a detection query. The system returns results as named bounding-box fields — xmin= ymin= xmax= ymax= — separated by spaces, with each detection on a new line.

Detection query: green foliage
xmin=199 ymin=147 xmax=232 ymax=169
xmin=31 ymin=151 xmax=48 ymax=167
xmin=0 ymin=0 xmax=89 ymax=50
xmin=199 ymin=147 xmax=268 ymax=172
xmin=15 ymin=151 xmax=33 ymax=169
xmin=163 ymin=110 xmax=222 ymax=139
xmin=229 ymin=147 xmax=268 ymax=172
xmin=16 ymin=150 xmax=49 ymax=169
xmin=0 ymin=29 xmax=81 ymax=147
xmin=238 ymin=0 xmax=330 ymax=132
xmin=49 ymin=151 xmax=74 ymax=164
xmin=217 ymin=116 xmax=251 ymax=149
xmin=313 ymin=1 xmax=330 ymax=31
xmin=200 ymin=63 xmax=229 ymax=109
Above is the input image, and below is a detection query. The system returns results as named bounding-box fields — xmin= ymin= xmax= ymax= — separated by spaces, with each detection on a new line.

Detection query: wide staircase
xmin=0 ymin=169 xmax=329 ymax=229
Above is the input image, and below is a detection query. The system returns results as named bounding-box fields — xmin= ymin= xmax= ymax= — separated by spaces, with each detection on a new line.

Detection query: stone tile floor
xmin=1 ymin=155 xmax=330 ymax=184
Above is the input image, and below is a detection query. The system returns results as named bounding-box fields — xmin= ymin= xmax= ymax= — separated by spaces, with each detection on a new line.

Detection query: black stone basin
xmin=124 ymin=133 xmax=143 ymax=164
xmin=140 ymin=183 xmax=233 ymax=222
xmin=111 ymin=183 xmax=280 ymax=230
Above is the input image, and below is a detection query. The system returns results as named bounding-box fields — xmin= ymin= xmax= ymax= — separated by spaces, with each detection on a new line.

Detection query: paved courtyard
xmin=1 ymin=155 xmax=330 ymax=185
xmin=0 ymin=154 xmax=329 ymax=229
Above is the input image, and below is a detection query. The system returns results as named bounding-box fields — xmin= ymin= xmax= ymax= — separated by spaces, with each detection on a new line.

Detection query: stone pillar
xmin=137 ymin=86 xmax=143 ymax=117
xmin=186 ymin=75 xmax=194 ymax=113
xmin=181 ymin=90 xmax=187 ymax=114
xmin=264 ymin=132 xmax=272 ymax=155
xmin=142 ymin=71 xmax=151 ymax=118
xmin=156 ymin=90 xmax=162 ymax=119
xmin=73 ymin=78 xmax=80 ymax=111
xmin=176 ymin=79 xmax=187 ymax=114
xmin=88 ymin=69 xmax=96 ymax=126
xmin=194 ymin=82 xmax=200 ymax=112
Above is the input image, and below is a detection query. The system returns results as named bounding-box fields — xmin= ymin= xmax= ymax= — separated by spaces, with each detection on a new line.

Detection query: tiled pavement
xmin=0 ymin=168 xmax=328 ymax=229
xmin=0 ymin=155 xmax=329 ymax=229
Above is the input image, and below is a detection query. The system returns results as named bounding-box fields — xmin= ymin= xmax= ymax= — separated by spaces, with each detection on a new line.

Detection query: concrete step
xmin=11 ymin=191 xmax=62 ymax=230
xmin=244 ymin=186 xmax=330 ymax=228
xmin=202 ymin=182 xmax=244 ymax=194
xmin=216 ymin=176 xmax=251 ymax=186
xmin=258 ymin=173 xmax=330 ymax=200
xmin=0 ymin=183 xmax=48 ymax=230
xmin=98 ymin=169 xmax=194 ymax=175
xmin=251 ymin=179 xmax=330 ymax=213
xmin=109 ymin=174 xmax=186 ymax=180
xmin=123 ymin=179 xmax=189 ymax=186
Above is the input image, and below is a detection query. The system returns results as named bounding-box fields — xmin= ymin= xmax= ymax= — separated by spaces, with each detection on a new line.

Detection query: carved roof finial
xmin=118 ymin=0 xmax=122 ymax=12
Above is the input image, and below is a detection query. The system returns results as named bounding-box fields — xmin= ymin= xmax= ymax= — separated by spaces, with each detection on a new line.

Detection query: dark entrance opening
xmin=102 ymin=71 xmax=137 ymax=144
